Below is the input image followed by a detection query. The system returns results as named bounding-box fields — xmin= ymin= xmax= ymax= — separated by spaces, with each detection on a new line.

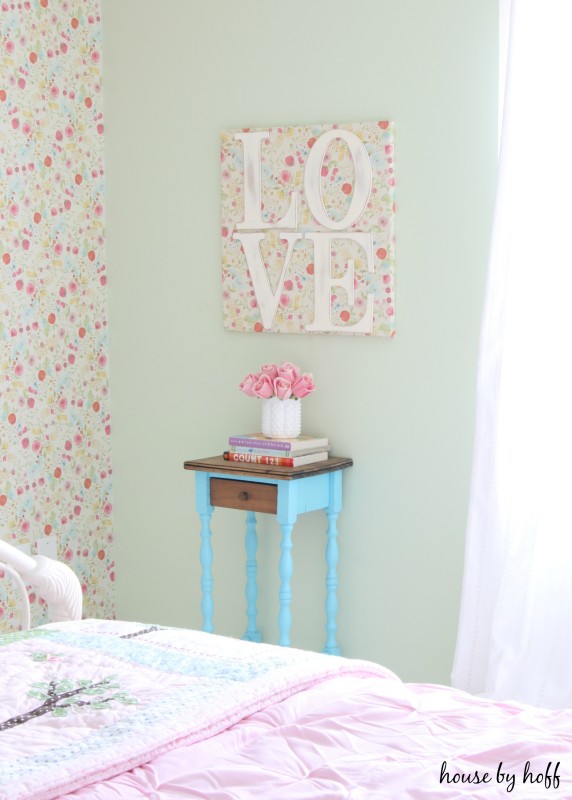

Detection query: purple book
xmin=227 ymin=433 xmax=328 ymax=453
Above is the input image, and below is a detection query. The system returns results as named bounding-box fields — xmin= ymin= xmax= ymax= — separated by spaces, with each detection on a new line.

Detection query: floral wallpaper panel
xmin=0 ymin=0 xmax=114 ymax=629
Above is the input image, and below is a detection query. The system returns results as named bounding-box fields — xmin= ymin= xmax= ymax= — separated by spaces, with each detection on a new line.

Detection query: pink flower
xmin=239 ymin=373 xmax=259 ymax=397
xmin=240 ymin=362 xmax=316 ymax=400
xmin=277 ymin=361 xmax=301 ymax=383
xmin=260 ymin=363 xmax=278 ymax=381
xmin=273 ymin=377 xmax=292 ymax=400
xmin=252 ymin=374 xmax=274 ymax=399
xmin=291 ymin=373 xmax=316 ymax=399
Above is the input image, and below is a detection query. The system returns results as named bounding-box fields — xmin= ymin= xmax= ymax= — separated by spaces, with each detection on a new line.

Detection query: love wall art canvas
xmin=220 ymin=121 xmax=396 ymax=336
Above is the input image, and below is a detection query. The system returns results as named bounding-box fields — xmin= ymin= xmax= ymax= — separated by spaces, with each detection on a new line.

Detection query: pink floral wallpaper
xmin=0 ymin=0 xmax=114 ymax=627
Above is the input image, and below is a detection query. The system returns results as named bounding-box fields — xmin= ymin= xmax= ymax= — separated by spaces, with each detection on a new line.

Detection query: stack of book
xmin=223 ymin=433 xmax=330 ymax=468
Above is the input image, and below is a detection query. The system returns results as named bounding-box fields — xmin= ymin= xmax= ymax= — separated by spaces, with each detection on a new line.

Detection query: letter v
xmin=233 ymin=231 xmax=303 ymax=329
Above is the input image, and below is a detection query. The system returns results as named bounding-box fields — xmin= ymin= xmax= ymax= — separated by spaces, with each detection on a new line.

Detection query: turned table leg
xmin=244 ymin=510 xmax=261 ymax=642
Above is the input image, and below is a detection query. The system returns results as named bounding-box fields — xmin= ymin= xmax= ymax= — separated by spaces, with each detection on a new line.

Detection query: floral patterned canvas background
xmin=221 ymin=121 xmax=395 ymax=336
xmin=0 ymin=0 xmax=114 ymax=628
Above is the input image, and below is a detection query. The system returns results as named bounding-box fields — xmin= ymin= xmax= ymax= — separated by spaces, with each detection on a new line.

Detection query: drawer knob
xmin=238 ymin=491 xmax=249 ymax=501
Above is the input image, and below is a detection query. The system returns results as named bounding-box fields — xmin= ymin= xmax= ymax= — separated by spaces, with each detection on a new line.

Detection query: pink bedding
xmin=61 ymin=674 xmax=570 ymax=799
xmin=1 ymin=619 xmax=570 ymax=799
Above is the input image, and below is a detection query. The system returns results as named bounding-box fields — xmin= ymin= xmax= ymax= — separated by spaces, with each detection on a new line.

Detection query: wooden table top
xmin=184 ymin=455 xmax=353 ymax=481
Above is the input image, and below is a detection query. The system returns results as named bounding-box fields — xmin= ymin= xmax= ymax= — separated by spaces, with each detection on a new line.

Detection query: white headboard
xmin=0 ymin=539 xmax=82 ymax=629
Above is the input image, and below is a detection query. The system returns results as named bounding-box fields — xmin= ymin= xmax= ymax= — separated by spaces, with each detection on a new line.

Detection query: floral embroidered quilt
xmin=0 ymin=619 xmax=389 ymax=800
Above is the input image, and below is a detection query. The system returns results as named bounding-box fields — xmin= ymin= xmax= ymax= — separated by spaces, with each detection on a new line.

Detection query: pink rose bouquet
xmin=239 ymin=361 xmax=316 ymax=400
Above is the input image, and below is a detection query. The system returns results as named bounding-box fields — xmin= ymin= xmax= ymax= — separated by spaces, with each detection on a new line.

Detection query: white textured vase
xmin=261 ymin=397 xmax=302 ymax=439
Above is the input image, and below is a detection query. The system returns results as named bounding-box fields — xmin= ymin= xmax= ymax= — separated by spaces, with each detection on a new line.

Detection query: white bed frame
xmin=0 ymin=539 xmax=82 ymax=629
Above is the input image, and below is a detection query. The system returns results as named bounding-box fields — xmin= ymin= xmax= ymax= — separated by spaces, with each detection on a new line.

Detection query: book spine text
xmin=229 ymin=445 xmax=295 ymax=457
xmin=227 ymin=437 xmax=291 ymax=451
xmin=223 ymin=451 xmax=295 ymax=467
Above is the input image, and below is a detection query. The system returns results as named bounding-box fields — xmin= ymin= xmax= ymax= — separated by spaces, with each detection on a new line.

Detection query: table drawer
xmin=209 ymin=478 xmax=277 ymax=514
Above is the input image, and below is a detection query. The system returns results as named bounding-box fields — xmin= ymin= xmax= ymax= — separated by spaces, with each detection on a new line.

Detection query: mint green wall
xmin=101 ymin=0 xmax=497 ymax=684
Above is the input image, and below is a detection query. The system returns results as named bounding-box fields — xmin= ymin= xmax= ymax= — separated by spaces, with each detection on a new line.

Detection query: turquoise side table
xmin=183 ymin=455 xmax=353 ymax=655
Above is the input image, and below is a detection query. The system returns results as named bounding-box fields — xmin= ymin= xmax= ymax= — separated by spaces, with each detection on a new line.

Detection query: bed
xmin=1 ymin=541 xmax=569 ymax=799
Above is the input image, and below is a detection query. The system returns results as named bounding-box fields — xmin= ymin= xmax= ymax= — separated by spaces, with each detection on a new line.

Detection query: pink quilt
xmin=62 ymin=676 xmax=571 ymax=800
xmin=1 ymin=619 xmax=570 ymax=799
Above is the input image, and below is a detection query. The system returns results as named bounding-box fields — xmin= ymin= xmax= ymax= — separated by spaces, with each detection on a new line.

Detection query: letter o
xmin=304 ymin=129 xmax=373 ymax=230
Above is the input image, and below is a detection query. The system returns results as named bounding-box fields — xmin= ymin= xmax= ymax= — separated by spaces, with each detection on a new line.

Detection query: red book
xmin=223 ymin=450 xmax=328 ymax=468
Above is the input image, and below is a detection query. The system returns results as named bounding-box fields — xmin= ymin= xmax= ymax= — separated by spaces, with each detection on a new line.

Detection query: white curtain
xmin=451 ymin=0 xmax=572 ymax=709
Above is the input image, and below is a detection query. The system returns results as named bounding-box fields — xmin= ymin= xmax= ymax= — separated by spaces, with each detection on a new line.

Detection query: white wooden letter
xmin=304 ymin=130 xmax=373 ymax=231
xmin=233 ymin=231 xmax=303 ymax=329
xmin=234 ymin=131 xmax=297 ymax=230
xmin=305 ymin=232 xmax=375 ymax=333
